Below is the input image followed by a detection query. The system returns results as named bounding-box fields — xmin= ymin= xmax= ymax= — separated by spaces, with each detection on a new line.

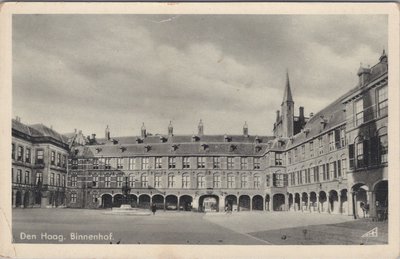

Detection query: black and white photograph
xmin=1 ymin=2 xmax=399 ymax=258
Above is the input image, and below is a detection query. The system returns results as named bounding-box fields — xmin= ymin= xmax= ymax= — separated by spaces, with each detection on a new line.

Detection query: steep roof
xmin=282 ymin=71 xmax=293 ymax=103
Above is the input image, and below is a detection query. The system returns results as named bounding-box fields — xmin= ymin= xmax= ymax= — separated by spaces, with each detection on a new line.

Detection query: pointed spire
xmin=198 ymin=119 xmax=204 ymax=136
xmin=282 ymin=70 xmax=293 ymax=104
xmin=380 ymin=48 xmax=388 ymax=63
xmin=168 ymin=120 xmax=173 ymax=136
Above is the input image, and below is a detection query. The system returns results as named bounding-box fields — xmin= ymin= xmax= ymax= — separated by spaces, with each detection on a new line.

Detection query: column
xmin=367 ymin=191 xmax=375 ymax=218
xmin=269 ymin=196 xmax=273 ymax=212
xmin=163 ymin=198 xmax=166 ymax=211
xmin=21 ymin=191 xmax=25 ymax=208
xmin=12 ymin=190 xmax=16 ymax=208
xmin=307 ymin=194 xmax=310 ymax=213
xmin=316 ymin=194 xmax=320 ymax=213
xmin=177 ymin=196 xmax=180 ymax=212
xmin=286 ymin=195 xmax=290 ymax=211
xmin=337 ymin=191 xmax=342 ymax=214
xmin=219 ymin=196 xmax=225 ymax=212
xmin=249 ymin=197 xmax=253 ymax=211
xmin=348 ymin=191 xmax=355 ymax=217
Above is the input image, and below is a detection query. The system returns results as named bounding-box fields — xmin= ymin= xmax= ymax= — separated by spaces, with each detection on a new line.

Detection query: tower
xmin=198 ymin=119 xmax=204 ymax=136
xmin=281 ymin=71 xmax=294 ymax=138
xmin=243 ymin=121 xmax=249 ymax=137
xmin=105 ymin=125 xmax=110 ymax=140
xmin=141 ymin=123 xmax=147 ymax=138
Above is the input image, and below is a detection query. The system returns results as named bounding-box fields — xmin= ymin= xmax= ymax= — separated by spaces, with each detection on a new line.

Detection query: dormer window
xmin=144 ymin=145 xmax=151 ymax=152
xmin=255 ymin=136 xmax=261 ymax=143
xmin=159 ymin=136 xmax=167 ymax=143
xmin=95 ymin=148 xmax=102 ymax=154
xmin=255 ymin=145 xmax=262 ymax=152
xmin=171 ymin=144 xmax=179 ymax=151
xmin=136 ymin=137 xmax=143 ymax=144
xmin=320 ymin=115 xmax=328 ymax=129
xmin=224 ymin=135 xmax=231 ymax=142
xmin=229 ymin=144 xmax=237 ymax=152
xmin=201 ymin=143 xmax=209 ymax=151
xmin=112 ymin=139 xmax=119 ymax=145
xmin=303 ymin=128 xmax=310 ymax=136
xmin=278 ymin=139 xmax=286 ymax=147
xmin=120 ymin=146 xmax=126 ymax=152
xmin=192 ymin=135 xmax=199 ymax=142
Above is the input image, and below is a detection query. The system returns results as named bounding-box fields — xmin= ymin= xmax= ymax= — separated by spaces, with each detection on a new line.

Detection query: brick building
xmin=12 ymin=118 xmax=69 ymax=208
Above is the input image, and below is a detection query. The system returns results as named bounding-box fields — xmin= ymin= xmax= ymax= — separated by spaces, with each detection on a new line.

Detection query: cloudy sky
xmin=13 ymin=14 xmax=387 ymax=137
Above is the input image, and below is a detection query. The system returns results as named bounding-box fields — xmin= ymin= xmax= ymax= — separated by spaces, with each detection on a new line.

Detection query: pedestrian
xmin=151 ymin=204 xmax=157 ymax=215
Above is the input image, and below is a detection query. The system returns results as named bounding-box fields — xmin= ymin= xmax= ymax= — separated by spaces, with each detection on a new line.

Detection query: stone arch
xmin=309 ymin=192 xmax=317 ymax=212
xmin=272 ymin=193 xmax=285 ymax=211
xmin=238 ymin=195 xmax=250 ymax=211
xmin=352 ymin=183 xmax=368 ymax=218
xmin=113 ymin=194 xmax=124 ymax=207
xmin=179 ymin=195 xmax=193 ymax=211
xmin=294 ymin=193 xmax=301 ymax=211
xmin=101 ymin=193 xmax=113 ymax=208
xmin=138 ymin=194 xmax=151 ymax=209
xmin=374 ymin=180 xmax=388 ymax=220
xmin=288 ymin=193 xmax=294 ymax=211
xmin=225 ymin=194 xmax=238 ymax=212
xmin=199 ymin=195 xmax=219 ymax=212
xmin=319 ymin=191 xmax=327 ymax=212
xmin=328 ymin=190 xmax=339 ymax=213
xmin=165 ymin=194 xmax=178 ymax=210
xmin=265 ymin=194 xmax=271 ymax=211
xmin=252 ymin=195 xmax=264 ymax=210
xmin=340 ymin=189 xmax=348 ymax=214
xmin=301 ymin=192 xmax=308 ymax=211
xmin=152 ymin=194 xmax=164 ymax=209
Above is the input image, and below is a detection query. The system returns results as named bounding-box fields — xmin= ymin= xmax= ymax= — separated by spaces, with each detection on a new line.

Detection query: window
xmin=378 ymin=86 xmax=388 ymax=117
xmin=213 ymin=157 xmax=221 ymax=169
xmin=99 ymin=158 xmax=105 ymax=169
xmin=294 ymin=148 xmax=298 ymax=162
xmin=129 ymin=174 xmax=135 ymax=187
xmin=141 ymin=174 xmax=148 ymax=187
xmin=182 ymin=157 xmax=190 ymax=169
xmin=253 ymin=175 xmax=260 ymax=188
xmin=227 ymin=157 xmax=234 ymax=169
xmin=92 ymin=176 xmax=98 ymax=187
xmin=50 ymin=173 xmax=55 ymax=185
xmin=273 ymin=173 xmax=284 ymax=187
xmin=129 ymin=158 xmax=136 ymax=170
xmin=51 ymin=151 xmax=55 ymax=165
xmin=105 ymin=176 xmax=111 ymax=187
xmin=62 ymin=175 xmax=66 ymax=187
xmin=168 ymin=174 xmax=175 ymax=188
xmin=329 ymin=132 xmax=335 ymax=151
xmin=12 ymin=143 xmax=15 ymax=160
xmin=309 ymin=142 xmax=314 ymax=158
xmin=355 ymin=98 xmax=364 ymax=126
xmin=197 ymin=174 xmax=205 ymax=188
xmin=340 ymin=128 xmax=346 ymax=148
xmin=105 ymin=158 xmax=111 ymax=169
xmin=24 ymin=171 xmax=30 ymax=184
xmin=93 ymin=158 xmax=99 ymax=169
xmin=357 ymin=141 xmax=364 ymax=167
xmin=379 ymin=134 xmax=388 ymax=163
xmin=197 ymin=157 xmax=205 ymax=169
xmin=71 ymin=175 xmax=77 ymax=187
xmin=240 ymin=157 xmax=248 ymax=169
xmin=154 ymin=174 xmax=161 ymax=188
xmin=36 ymin=172 xmax=42 ymax=185
xmin=182 ymin=173 xmax=190 ymax=188
xmin=17 ymin=146 xmax=23 ymax=161
xmin=318 ymin=137 xmax=324 ymax=155
xmin=155 ymin=157 xmax=162 ymax=169
xmin=320 ymin=164 xmax=325 ymax=181
xmin=17 ymin=169 xmax=22 ymax=183
xmin=92 ymin=193 xmax=98 ymax=203
xmin=70 ymin=193 xmax=77 ymax=203
xmin=275 ymin=153 xmax=283 ymax=166
xmin=142 ymin=157 xmax=149 ymax=169
xmin=117 ymin=176 xmax=123 ymax=187
xmin=227 ymin=174 xmax=235 ymax=188
xmin=288 ymin=151 xmax=292 ymax=164
xmin=36 ymin=150 xmax=44 ymax=164
xmin=117 ymin=158 xmax=123 ymax=169
xmin=213 ymin=174 xmax=221 ymax=188
xmin=56 ymin=174 xmax=60 ymax=186
xmin=168 ymin=157 xmax=176 ymax=169
xmin=25 ymin=148 xmax=31 ymax=163
xmin=253 ymin=158 xmax=260 ymax=169
xmin=241 ymin=174 xmax=247 ymax=188
xmin=313 ymin=166 xmax=319 ymax=182
xmin=301 ymin=145 xmax=305 ymax=159
xmin=330 ymin=161 xmax=336 ymax=179
xmin=62 ymin=155 xmax=67 ymax=168
xmin=341 ymin=158 xmax=347 ymax=177
xmin=57 ymin=153 xmax=61 ymax=166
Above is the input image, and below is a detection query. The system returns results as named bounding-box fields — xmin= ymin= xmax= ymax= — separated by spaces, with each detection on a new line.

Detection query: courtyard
xmin=12 ymin=208 xmax=387 ymax=245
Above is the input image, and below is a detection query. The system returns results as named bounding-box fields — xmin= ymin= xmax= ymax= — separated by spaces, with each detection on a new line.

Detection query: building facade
xmin=12 ymin=52 xmax=388 ymax=219
xmin=12 ymin=118 xmax=70 ymax=208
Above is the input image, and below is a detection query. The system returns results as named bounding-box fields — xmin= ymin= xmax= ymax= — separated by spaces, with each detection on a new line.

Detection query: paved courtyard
xmin=12 ymin=209 xmax=387 ymax=245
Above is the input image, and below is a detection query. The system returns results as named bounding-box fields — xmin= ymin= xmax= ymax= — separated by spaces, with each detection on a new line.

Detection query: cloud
xmin=12 ymin=14 xmax=387 ymax=137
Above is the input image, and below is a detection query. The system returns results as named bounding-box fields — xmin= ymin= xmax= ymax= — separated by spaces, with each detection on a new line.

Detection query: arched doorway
xmin=352 ymin=183 xmax=368 ymax=218
xmin=288 ymin=193 xmax=293 ymax=211
xmin=165 ymin=195 xmax=178 ymax=210
xmin=265 ymin=194 xmax=271 ymax=211
xmin=301 ymin=192 xmax=308 ymax=212
xmin=273 ymin=194 xmax=285 ymax=211
xmin=319 ymin=191 xmax=327 ymax=213
xmin=15 ymin=191 xmax=22 ymax=208
xmin=199 ymin=195 xmax=219 ymax=212
xmin=340 ymin=189 xmax=348 ymax=214
xmin=310 ymin=192 xmax=317 ymax=212
xmin=113 ymin=194 xmax=124 ymax=207
xmin=252 ymin=195 xmax=264 ymax=210
xmin=139 ymin=194 xmax=151 ymax=209
xmin=329 ymin=190 xmax=339 ymax=213
xmin=225 ymin=195 xmax=238 ymax=212
xmin=101 ymin=194 xmax=112 ymax=208
xmin=238 ymin=195 xmax=250 ymax=211
xmin=23 ymin=191 xmax=30 ymax=208
xmin=127 ymin=194 xmax=137 ymax=207
xmin=374 ymin=181 xmax=388 ymax=220
xmin=152 ymin=194 xmax=164 ymax=209
xmin=179 ymin=195 xmax=193 ymax=211
xmin=294 ymin=193 xmax=300 ymax=211
xmin=34 ymin=191 xmax=42 ymax=206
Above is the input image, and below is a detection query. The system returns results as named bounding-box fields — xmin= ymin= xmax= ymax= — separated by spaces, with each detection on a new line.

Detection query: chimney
xmin=198 ymin=119 xmax=204 ymax=136
xmin=276 ymin=110 xmax=280 ymax=122
xmin=141 ymin=123 xmax=147 ymax=138
xmin=299 ymin=106 xmax=304 ymax=119
xmin=309 ymin=112 xmax=314 ymax=118
xmin=357 ymin=63 xmax=371 ymax=87
xmin=243 ymin=121 xmax=249 ymax=137
xmin=105 ymin=125 xmax=110 ymax=140
xmin=168 ymin=121 xmax=173 ymax=136
xmin=91 ymin=133 xmax=96 ymax=140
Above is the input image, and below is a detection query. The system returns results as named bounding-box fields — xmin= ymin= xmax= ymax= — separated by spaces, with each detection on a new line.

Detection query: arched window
xmin=197 ymin=174 xmax=205 ymax=188
xmin=141 ymin=173 xmax=148 ymax=188
xmin=182 ymin=173 xmax=190 ymax=188
xmin=213 ymin=173 xmax=221 ymax=188
xmin=377 ymin=127 xmax=388 ymax=164
xmin=129 ymin=173 xmax=136 ymax=187
xmin=227 ymin=173 xmax=235 ymax=188
xmin=240 ymin=174 xmax=248 ymax=188
xmin=105 ymin=174 xmax=111 ymax=188
xmin=168 ymin=173 xmax=175 ymax=188
xmin=154 ymin=173 xmax=161 ymax=188
xmin=253 ymin=174 xmax=261 ymax=189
